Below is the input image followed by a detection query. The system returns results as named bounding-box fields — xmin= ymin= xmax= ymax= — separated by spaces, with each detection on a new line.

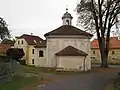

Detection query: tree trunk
xmin=100 ymin=49 xmax=108 ymax=68
xmin=99 ymin=37 xmax=108 ymax=68
xmin=104 ymin=50 xmax=108 ymax=68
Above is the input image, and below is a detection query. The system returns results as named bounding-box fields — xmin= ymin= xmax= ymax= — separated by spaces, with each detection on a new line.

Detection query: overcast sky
xmin=0 ymin=0 xmax=79 ymax=39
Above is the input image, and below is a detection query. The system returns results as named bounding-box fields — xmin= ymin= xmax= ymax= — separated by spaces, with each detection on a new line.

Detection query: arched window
xmin=39 ymin=50 xmax=44 ymax=57
xmin=66 ymin=20 xmax=69 ymax=25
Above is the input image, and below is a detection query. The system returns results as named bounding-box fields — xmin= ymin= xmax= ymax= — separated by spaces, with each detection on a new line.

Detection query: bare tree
xmin=76 ymin=0 xmax=120 ymax=67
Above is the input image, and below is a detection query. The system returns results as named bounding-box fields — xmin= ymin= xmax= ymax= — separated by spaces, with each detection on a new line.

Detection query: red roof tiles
xmin=17 ymin=34 xmax=44 ymax=45
xmin=91 ymin=37 xmax=120 ymax=49
xmin=0 ymin=44 xmax=11 ymax=54
xmin=34 ymin=40 xmax=46 ymax=48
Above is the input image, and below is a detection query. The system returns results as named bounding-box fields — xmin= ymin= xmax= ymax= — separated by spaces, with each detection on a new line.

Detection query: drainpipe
xmin=83 ymin=56 xmax=87 ymax=72
xmin=56 ymin=56 xmax=57 ymax=68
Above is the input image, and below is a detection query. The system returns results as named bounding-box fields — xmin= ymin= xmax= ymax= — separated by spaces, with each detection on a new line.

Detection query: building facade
xmin=14 ymin=9 xmax=93 ymax=71
xmin=91 ymin=37 xmax=120 ymax=64
xmin=14 ymin=34 xmax=45 ymax=65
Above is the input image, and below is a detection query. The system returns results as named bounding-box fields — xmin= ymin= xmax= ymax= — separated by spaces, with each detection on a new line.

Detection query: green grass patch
xmin=0 ymin=65 xmax=42 ymax=90
xmin=0 ymin=75 xmax=38 ymax=90
xmin=15 ymin=65 xmax=41 ymax=75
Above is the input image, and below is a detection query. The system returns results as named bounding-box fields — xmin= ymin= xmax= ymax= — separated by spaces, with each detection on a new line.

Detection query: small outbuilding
xmin=56 ymin=46 xmax=88 ymax=71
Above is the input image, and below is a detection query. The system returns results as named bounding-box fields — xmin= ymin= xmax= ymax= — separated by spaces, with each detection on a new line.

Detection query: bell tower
xmin=62 ymin=8 xmax=73 ymax=25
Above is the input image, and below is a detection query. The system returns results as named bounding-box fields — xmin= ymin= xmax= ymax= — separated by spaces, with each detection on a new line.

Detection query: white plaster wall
xmin=57 ymin=56 xmax=85 ymax=71
xmin=46 ymin=36 xmax=91 ymax=70
xmin=29 ymin=46 xmax=46 ymax=67
xmin=35 ymin=48 xmax=46 ymax=67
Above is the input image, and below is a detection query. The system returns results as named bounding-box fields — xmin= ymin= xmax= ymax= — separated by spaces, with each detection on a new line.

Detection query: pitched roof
xmin=34 ymin=40 xmax=46 ymax=48
xmin=0 ymin=44 xmax=11 ymax=54
xmin=91 ymin=39 xmax=98 ymax=49
xmin=44 ymin=25 xmax=93 ymax=37
xmin=56 ymin=45 xmax=88 ymax=56
xmin=17 ymin=34 xmax=44 ymax=45
xmin=91 ymin=37 xmax=120 ymax=49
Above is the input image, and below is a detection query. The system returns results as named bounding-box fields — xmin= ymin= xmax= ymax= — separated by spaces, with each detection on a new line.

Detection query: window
xmin=93 ymin=51 xmax=95 ymax=54
xmin=18 ymin=41 xmax=20 ymax=44
xmin=32 ymin=49 xmax=34 ymax=54
xmin=112 ymin=51 xmax=115 ymax=54
xmin=39 ymin=50 xmax=44 ymax=57
xmin=91 ymin=57 xmax=95 ymax=59
xmin=32 ymin=59 xmax=34 ymax=64
xmin=21 ymin=40 xmax=23 ymax=44
xmin=66 ymin=20 xmax=69 ymax=25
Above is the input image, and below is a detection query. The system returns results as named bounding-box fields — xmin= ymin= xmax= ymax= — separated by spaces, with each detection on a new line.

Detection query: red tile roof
xmin=0 ymin=44 xmax=11 ymax=54
xmin=34 ymin=40 xmax=46 ymax=48
xmin=17 ymin=34 xmax=44 ymax=45
xmin=56 ymin=45 xmax=88 ymax=56
xmin=91 ymin=37 xmax=120 ymax=49
xmin=44 ymin=25 xmax=93 ymax=37
xmin=91 ymin=39 xmax=99 ymax=49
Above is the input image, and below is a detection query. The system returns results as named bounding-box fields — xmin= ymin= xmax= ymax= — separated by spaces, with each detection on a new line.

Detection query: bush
xmin=6 ymin=48 xmax=25 ymax=60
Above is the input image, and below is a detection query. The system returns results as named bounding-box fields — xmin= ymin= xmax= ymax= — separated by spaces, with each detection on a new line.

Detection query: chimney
xmin=31 ymin=33 xmax=33 ymax=35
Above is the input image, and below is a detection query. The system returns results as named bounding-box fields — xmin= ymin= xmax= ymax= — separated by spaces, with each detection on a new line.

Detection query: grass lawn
xmin=0 ymin=75 xmax=38 ymax=90
xmin=0 ymin=65 xmax=42 ymax=90
xmin=0 ymin=65 xmax=91 ymax=90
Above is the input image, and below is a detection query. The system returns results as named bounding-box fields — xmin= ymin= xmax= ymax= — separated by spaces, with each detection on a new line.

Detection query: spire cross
xmin=66 ymin=5 xmax=68 ymax=12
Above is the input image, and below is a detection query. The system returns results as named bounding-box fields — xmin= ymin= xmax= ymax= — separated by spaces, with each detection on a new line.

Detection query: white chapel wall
xmin=46 ymin=36 xmax=91 ymax=69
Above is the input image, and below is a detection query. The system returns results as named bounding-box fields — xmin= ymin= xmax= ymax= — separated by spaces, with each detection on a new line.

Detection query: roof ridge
xmin=44 ymin=25 xmax=93 ymax=37
xmin=22 ymin=34 xmax=40 ymax=37
xmin=56 ymin=45 xmax=88 ymax=56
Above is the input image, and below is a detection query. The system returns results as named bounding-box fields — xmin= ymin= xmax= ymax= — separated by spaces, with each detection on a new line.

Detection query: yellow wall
xmin=91 ymin=48 xmax=120 ymax=64
xmin=14 ymin=38 xmax=29 ymax=64
xmin=26 ymin=46 xmax=29 ymax=64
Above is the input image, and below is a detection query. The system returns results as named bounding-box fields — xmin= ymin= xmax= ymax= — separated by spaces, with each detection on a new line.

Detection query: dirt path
xmin=20 ymin=67 xmax=120 ymax=90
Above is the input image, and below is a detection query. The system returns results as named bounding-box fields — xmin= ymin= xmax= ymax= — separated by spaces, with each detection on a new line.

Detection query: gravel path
xmin=40 ymin=72 xmax=118 ymax=90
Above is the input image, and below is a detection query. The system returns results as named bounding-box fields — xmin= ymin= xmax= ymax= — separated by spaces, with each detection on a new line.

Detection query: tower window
xmin=39 ymin=50 xmax=44 ymax=57
xmin=66 ymin=20 xmax=69 ymax=25
xmin=32 ymin=49 xmax=34 ymax=54
xmin=32 ymin=59 xmax=34 ymax=64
